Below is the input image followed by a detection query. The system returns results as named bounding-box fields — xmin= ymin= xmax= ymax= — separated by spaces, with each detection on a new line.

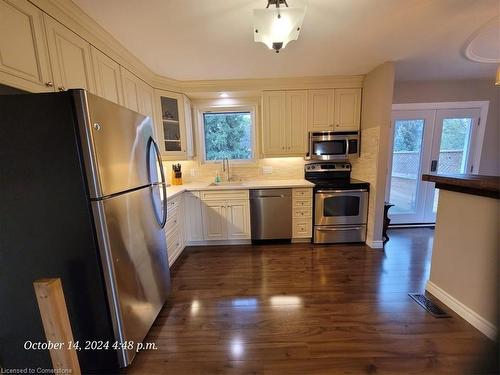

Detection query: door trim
xmin=392 ymin=101 xmax=489 ymax=175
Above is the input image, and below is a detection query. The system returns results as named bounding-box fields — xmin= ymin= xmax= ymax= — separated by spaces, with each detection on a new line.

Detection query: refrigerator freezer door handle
xmin=147 ymin=137 xmax=168 ymax=228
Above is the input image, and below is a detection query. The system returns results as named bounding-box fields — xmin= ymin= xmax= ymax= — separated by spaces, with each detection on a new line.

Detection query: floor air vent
xmin=408 ymin=293 xmax=450 ymax=318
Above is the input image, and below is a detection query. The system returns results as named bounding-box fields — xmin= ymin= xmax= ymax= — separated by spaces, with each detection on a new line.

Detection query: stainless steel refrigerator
xmin=0 ymin=90 xmax=171 ymax=371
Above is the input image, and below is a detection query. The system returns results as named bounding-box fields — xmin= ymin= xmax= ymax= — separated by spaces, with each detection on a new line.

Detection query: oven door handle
xmin=316 ymin=189 xmax=367 ymax=193
xmin=316 ymin=227 xmax=363 ymax=231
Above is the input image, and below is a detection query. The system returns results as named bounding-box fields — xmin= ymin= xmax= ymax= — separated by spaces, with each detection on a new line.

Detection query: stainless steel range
xmin=305 ymin=162 xmax=369 ymax=244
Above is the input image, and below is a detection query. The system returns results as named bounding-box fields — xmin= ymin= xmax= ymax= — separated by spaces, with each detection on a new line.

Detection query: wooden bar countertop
xmin=422 ymin=173 xmax=500 ymax=199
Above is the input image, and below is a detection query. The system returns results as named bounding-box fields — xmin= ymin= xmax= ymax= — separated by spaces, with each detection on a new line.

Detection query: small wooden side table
xmin=383 ymin=202 xmax=394 ymax=244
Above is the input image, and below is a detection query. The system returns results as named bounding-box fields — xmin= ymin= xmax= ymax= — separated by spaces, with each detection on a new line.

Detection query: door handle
xmin=430 ymin=160 xmax=438 ymax=172
xmin=316 ymin=189 xmax=367 ymax=193
xmin=317 ymin=227 xmax=362 ymax=231
xmin=147 ymin=137 xmax=167 ymax=228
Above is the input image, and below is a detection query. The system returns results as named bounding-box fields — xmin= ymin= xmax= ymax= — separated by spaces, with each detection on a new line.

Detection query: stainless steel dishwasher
xmin=250 ymin=189 xmax=292 ymax=240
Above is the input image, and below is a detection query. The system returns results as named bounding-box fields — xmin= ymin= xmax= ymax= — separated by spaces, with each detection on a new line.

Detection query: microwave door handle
xmin=345 ymin=137 xmax=349 ymax=157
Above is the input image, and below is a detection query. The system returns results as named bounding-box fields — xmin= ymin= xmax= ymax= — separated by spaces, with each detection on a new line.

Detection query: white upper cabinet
xmin=334 ymin=88 xmax=361 ymax=131
xmin=137 ymin=82 xmax=154 ymax=119
xmin=120 ymin=66 xmax=140 ymax=112
xmin=182 ymin=95 xmax=195 ymax=159
xmin=261 ymin=91 xmax=286 ymax=155
xmin=120 ymin=66 xmax=155 ymax=119
xmin=308 ymin=89 xmax=334 ymax=131
xmin=44 ymin=14 xmax=95 ymax=93
xmin=91 ymin=46 xmax=123 ymax=104
xmin=262 ymin=90 xmax=307 ymax=156
xmin=285 ymin=90 xmax=308 ymax=154
xmin=154 ymin=90 xmax=194 ymax=160
xmin=0 ymin=0 xmax=53 ymax=92
xmin=308 ymin=88 xmax=361 ymax=132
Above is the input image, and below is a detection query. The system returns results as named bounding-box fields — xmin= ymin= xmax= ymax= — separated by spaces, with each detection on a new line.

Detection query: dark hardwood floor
xmin=125 ymin=228 xmax=498 ymax=374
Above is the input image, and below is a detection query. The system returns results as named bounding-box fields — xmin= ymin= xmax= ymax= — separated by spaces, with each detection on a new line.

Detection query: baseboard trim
xmin=292 ymin=238 xmax=312 ymax=243
xmin=366 ymin=239 xmax=384 ymax=249
xmin=426 ymin=281 xmax=497 ymax=340
xmin=186 ymin=239 xmax=252 ymax=246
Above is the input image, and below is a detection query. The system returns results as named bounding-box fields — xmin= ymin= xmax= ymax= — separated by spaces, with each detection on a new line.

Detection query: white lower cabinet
xmin=184 ymin=191 xmax=204 ymax=241
xmin=226 ymin=200 xmax=251 ymax=240
xmin=292 ymin=188 xmax=313 ymax=239
xmin=165 ymin=194 xmax=185 ymax=266
xmin=200 ymin=190 xmax=250 ymax=241
xmin=202 ymin=200 xmax=228 ymax=240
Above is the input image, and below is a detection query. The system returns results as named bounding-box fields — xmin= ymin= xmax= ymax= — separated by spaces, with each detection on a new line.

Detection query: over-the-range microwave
xmin=307 ymin=131 xmax=360 ymax=161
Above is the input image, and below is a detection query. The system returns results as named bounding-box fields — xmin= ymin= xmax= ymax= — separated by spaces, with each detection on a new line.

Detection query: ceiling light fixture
xmin=219 ymin=92 xmax=229 ymax=98
xmin=253 ymin=0 xmax=306 ymax=54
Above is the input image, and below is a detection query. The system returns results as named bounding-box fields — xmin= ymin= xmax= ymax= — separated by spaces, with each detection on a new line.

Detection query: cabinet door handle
xmin=58 ymin=86 xmax=65 ymax=91
xmin=45 ymin=81 xmax=53 ymax=87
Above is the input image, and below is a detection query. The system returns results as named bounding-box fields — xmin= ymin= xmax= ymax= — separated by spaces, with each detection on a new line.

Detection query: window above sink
xmin=198 ymin=106 xmax=256 ymax=164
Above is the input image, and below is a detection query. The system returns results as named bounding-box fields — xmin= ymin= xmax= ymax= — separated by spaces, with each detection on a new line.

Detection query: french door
xmin=388 ymin=108 xmax=481 ymax=224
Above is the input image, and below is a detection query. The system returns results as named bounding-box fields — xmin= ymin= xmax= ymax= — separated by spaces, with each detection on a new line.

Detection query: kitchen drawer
xmin=293 ymin=218 xmax=312 ymax=238
xmin=293 ymin=188 xmax=312 ymax=199
xmin=166 ymin=209 xmax=181 ymax=237
xmin=200 ymin=189 xmax=249 ymax=201
xmin=293 ymin=198 xmax=312 ymax=209
xmin=293 ymin=208 xmax=312 ymax=218
xmin=166 ymin=197 xmax=180 ymax=214
xmin=167 ymin=227 xmax=183 ymax=264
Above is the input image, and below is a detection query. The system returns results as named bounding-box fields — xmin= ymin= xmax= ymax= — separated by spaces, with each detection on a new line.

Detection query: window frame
xmin=197 ymin=105 xmax=257 ymax=164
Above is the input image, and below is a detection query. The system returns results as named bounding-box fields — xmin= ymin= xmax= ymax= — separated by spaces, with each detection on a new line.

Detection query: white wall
xmin=427 ymin=189 xmax=498 ymax=339
xmin=393 ymin=79 xmax=500 ymax=176
xmin=351 ymin=62 xmax=395 ymax=248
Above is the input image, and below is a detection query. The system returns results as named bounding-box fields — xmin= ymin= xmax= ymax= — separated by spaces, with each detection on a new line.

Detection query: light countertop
xmin=166 ymin=179 xmax=314 ymax=199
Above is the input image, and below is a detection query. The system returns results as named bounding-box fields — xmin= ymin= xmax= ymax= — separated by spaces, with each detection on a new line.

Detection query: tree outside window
xmin=202 ymin=111 xmax=253 ymax=161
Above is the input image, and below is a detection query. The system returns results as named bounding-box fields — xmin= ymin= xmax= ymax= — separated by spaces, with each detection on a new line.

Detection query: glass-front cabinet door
xmin=154 ymin=90 xmax=187 ymax=159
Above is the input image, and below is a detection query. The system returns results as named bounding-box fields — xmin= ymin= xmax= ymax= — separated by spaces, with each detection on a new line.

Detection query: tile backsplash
xmin=163 ymin=157 xmax=306 ymax=183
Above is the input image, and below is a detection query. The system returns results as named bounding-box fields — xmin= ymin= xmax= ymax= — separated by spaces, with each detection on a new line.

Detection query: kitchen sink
xmin=208 ymin=181 xmax=245 ymax=187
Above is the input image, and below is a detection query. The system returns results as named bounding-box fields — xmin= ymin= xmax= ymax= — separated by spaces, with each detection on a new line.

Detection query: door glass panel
xmin=324 ymin=196 xmax=360 ymax=217
xmin=389 ymin=120 xmax=424 ymax=214
xmin=437 ymin=118 xmax=472 ymax=174
xmin=432 ymin=117 xmax=473 ymax=212
xmin=160 ymin=96 xmax=181 ymax=152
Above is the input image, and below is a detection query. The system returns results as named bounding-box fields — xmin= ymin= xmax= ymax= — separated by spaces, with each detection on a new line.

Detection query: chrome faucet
xmin=222 ymin=158 xmax=231 ymax=182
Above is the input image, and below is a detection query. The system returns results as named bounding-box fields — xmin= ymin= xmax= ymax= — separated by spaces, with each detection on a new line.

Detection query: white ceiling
xmin=73 ymin=0 xmax=499 ymax=81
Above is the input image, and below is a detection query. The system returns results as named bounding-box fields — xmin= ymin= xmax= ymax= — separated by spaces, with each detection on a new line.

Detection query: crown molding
xmin=178 ymin=75 xmax=365 ymax=93
xmin=29 ymin=0 xmax=156 ymax=85
xmin=28 ymin=0 xmax=365 ymax=95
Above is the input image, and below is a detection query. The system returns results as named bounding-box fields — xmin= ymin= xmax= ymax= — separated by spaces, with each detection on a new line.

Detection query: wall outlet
xmin=190 ymin=168 xmax=198 ymax=177
xmin=262 ymin=166 xmax=273 ymax=175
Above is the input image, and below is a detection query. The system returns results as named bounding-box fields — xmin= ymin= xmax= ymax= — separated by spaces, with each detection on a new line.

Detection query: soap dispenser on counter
xmin=214 ymin=170 xmax=222 ymax=184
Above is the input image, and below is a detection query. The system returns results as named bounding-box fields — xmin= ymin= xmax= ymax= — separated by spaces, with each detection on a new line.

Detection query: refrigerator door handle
xmin=147 ymin=137 xmax=168 ymax=228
